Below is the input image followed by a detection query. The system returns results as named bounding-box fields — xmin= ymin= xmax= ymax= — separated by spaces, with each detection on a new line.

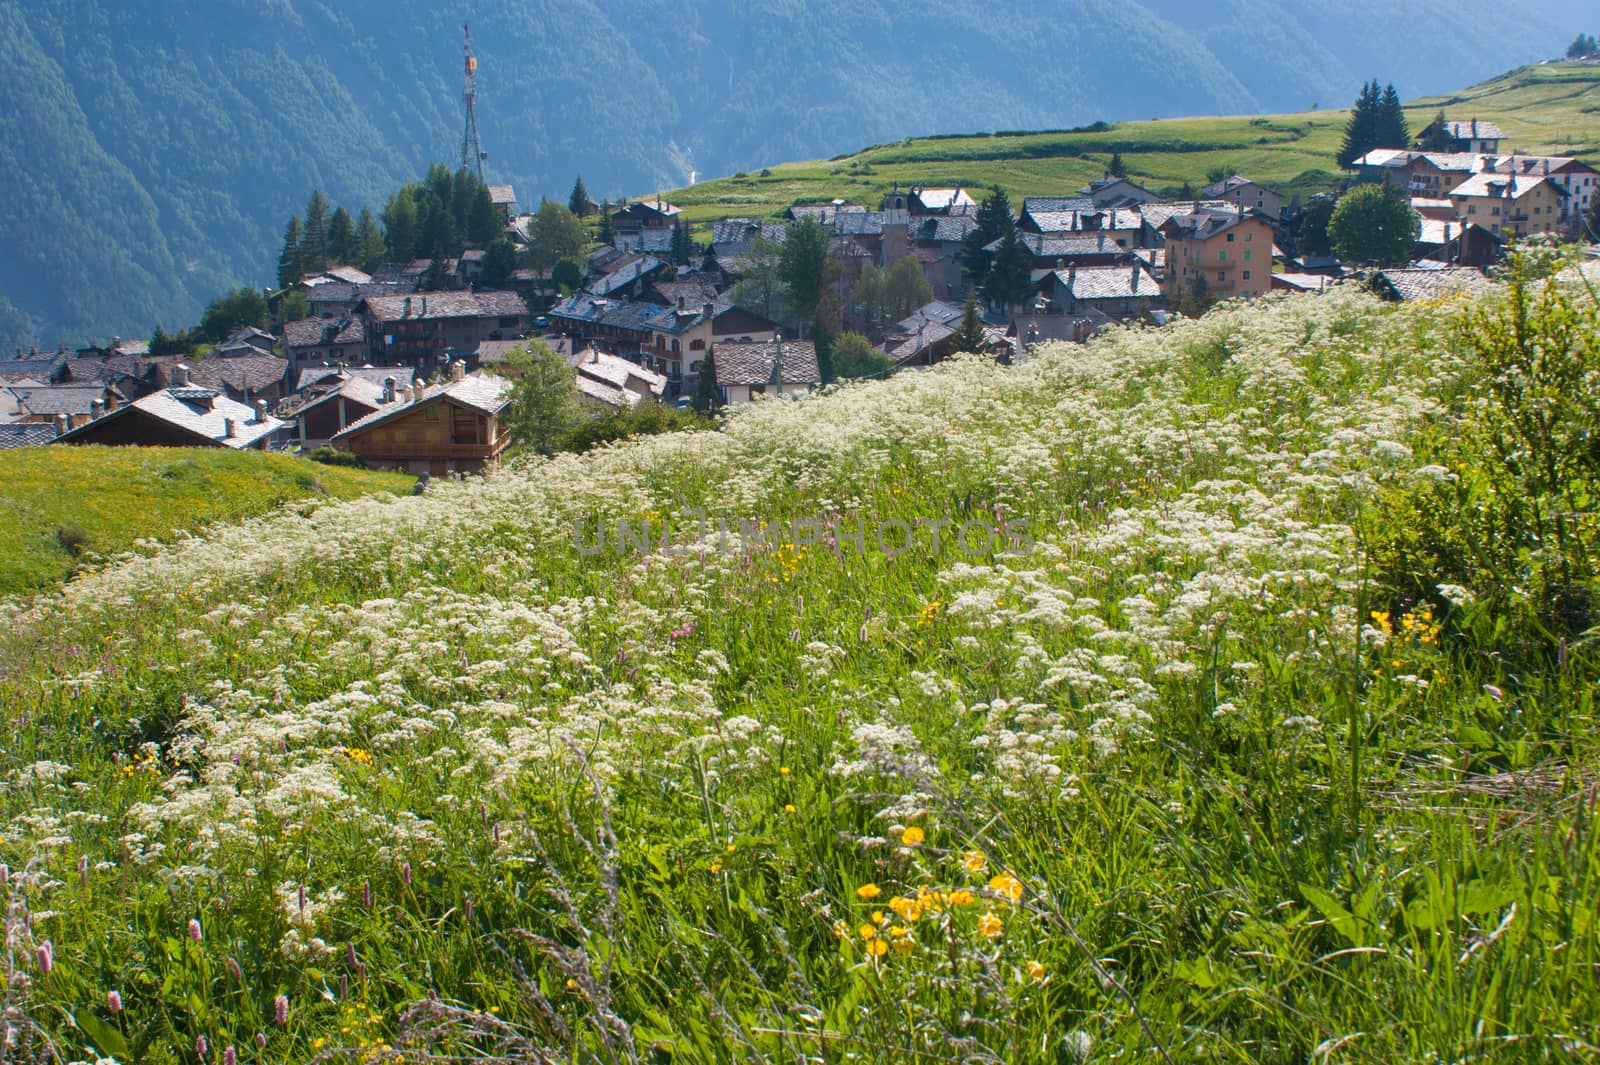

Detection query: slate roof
xmin=293 ymin=375 xmax=390 ymax=418
xmin=488 ymin=184 xmax=516 ymax=206
xmin=1051 ymin=263 xmax=1161 ymax=301
xmin=0 ymin=423 xmax=58 ymax=449
xmin=1023 ymin=196 xmax=1096 ymax=215
xmin=1159 ymin=207 xmax=1265 ymax=241
xmin=333 ymin=374 xmax=513 ymax=441
xmin=282 ymin=316 xmax=367 ymax=350
xmin=548 ymin=294 xmax=663 ymax=334
xmin=914 ymin=216 xmax=979 ymax=243
xmin=910 ymin=188 xmax=976 ymax=212
xmin=895 ymin=300 xmax=966 ymax=333
xmin=993 ymin=232 xmax=1131 ymax=258
xmin=59 ymin=386 xmax=285 ymax=447
xmin=1376 ymin=267 xmax=1490 ymax=303
xmin=787 ymin=203 xmax=866 ymax=222
xmin=186 ymin=356 xmax=289 ymax=396
xmin=1416 ymin=219 xmax=1502 ymax=247
xmin=588 ymin=256 xmax=665 ymax=297
xmin=1201 ymin=175 xmax=1269 ymax=197
xmin=0 ymin=351 xmax=68 ymax=383
xmin=569 ymin=350 xmax=668 ymax=408
xmin=63 ymin=355 xmax=150 ymax=384
xmin=9 ymin=384 xmax=108 ymax=416
xmin=713 ymin=338 xmax=821 ymax=387
xmin=1449 ymin=173 xmax=1555 ymax=200
xmin=363 ymin=290 xmax=526 ymax=323
xmin=294 ymin=364 xmax=416 ymax=394
xmin=650 ymin=278 xmax=723 ymax=308
xmin=1438 ymin=119 xmax=1505 ymax=141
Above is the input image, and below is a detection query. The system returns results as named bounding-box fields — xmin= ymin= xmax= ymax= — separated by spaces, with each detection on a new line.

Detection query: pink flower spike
xmin=188 ymin=918 xmax=203 ymax=943
xmin=106 ymin=990 xmax=123 ymax=1013
xmin=36 ymin=941 xmax=53 ymax=975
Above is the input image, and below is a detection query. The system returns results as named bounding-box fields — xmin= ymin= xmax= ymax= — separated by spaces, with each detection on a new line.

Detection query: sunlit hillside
xmin=3 ymin=276 xmax=1599 ymax=1062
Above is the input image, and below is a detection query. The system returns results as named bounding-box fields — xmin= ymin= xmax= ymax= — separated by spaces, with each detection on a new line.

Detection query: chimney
xmin=1131 ymin=262 xmax=1140 ymax=291
xmin=450 ymin=359 xmax=466 ymax=382
xmin=89 ymin=399 xmax=104 ymax=420
xmin=768 ymin=333 xmax=784 ymax=388
xmin=55 ymin=413 xmax=69 ymax=438
xmin=678 ymin=295 xmax=685 ymax=310
xmin=224 ymin=417 xmax=236 ymax=439
xmin=420 ymin=297 xmax=427 ymax=316
xmin=382 ymin=376 xmax=396 ymax=403
xmin=403 ymin=297 xmax=412 ymax=318
xmin=171 ymin=364 xmax=189 ymax=387
xmin=254 ymin=399 xmax=268 ymax=423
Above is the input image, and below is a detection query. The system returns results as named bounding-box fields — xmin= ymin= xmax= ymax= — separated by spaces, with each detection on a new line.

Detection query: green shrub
xmin=305 ymin=446 xmax=365 ymax=468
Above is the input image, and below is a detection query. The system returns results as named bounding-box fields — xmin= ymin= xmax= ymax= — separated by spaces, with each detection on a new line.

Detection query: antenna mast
xmin=461 ymin=22 xmax=485 ymax=182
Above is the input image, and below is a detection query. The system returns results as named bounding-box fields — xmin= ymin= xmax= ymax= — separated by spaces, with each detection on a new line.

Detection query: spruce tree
xmin=1337 ymin=80 xmax=1381 ymax=168
xmin=277 ymin=216 xmax=304 ymax=288
xmin=691 ymin=349 xmax=720 ymax=412
xmin=383 ymin=189 xmax=419 ymax=262
xmin=669 ymin=219 xmax=693 ymax=266
xmin=1418 ymin=110 xmax=1452 ymax=151
xmin=1107 ymin=152 xmax=1128 ymax=178
xmin=950 ymin=293 xmax=988 ymax=355
xmin=466 ymin=183 xmax=500 ymax=247
xmin=327 ymin=206 xmax=356 ymax=266
xmin=354 ymin=208 xmax=387 ymax=272
xmin=597 ymin=201 xmax=614 ymax=246
xmin=1375 ymin=84 xmax=1410 ymax=150
xmin=569 ymin=177 xmax=592 ymax=217
xmin=960 ymin=185 xmax=1013 ymax=282
xmin=982 ymin=222 xmax=1035 ymax=309
xmin=302 ymin=191 xmax=331 ymax=272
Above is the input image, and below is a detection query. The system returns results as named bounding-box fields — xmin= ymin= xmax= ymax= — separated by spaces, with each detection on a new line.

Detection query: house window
xmin=1218 ymin=250 xmax=1227 ymax=262
xmin=1244 ymin=232 xmax=1253 ymax=241
xmin=690 ymin=339 xmax=705 ymax=351
xmin=1226 ymin=233 xmax=1236 ymax=242
xmin=425 ymin=404 xmax=441 ymax=421
xmin=1243 ymin=251 xmax=1252 ymax=262
xmin=1217 ymin=271 xmax=1226 ymax=282
xmin=1243 ymin=270 xmax=1252 ymax=280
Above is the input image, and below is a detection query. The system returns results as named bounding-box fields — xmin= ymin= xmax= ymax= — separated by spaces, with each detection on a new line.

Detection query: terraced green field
xmin=661 ymin=62 xmax=1600 ymax=223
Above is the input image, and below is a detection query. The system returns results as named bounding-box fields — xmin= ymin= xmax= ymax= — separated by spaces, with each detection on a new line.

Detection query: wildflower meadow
xmin=3 ymin=271 xmax=1599 ymax=1063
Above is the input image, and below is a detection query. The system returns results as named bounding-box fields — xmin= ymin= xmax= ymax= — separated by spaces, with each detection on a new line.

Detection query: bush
xmin=560 ymin=401 xmax=713 ymax=453
xmin=55 ymin=523 xmax=90 ymax=555
xmin=305 ymin=446 xmax=365 ymax=468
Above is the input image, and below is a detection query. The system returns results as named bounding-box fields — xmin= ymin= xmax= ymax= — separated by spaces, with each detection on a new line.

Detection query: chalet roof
xmin=617 ymin=199 xmax=681 ymax=219
xmin=1272 ymin=272 xmax=1337 ymax=292
xmin=59 ymin=385 xmax=285 ymax=447
xmin=1159 ymin=207 xmax=1266 ymax=241
xmin=368 ymin=262 xmax=430 ymax=285
xmin=1201 ymin=175 xmax=1271 ymax=197
xmin=910 ymin=187 xmax=976 ymax=212
xmin=186 ymin=355 xmax=289 ymax=395
xmin=895 ymin=300 xmax=966 ymax=333
xmin=1416 ymin=219 xmax=1503 ymax=247
xmin=914 ymin=215 xmax=979 ymax=243
xmin=216 ymin=327 xmax=276 ymax=355
xmin=1023 ymin=196 xmax=1096 ymax=215
xmin=1437 ymin=119 xmax=1505 ymax=141
xmin=885 ymin=321 xmax=953 ymax=363
xmin=1449 ymin=172 xmax=1556 ymax=200
xmin=63 ymin=355 xmax=150 ymax=384
xmin=713 ymin=338 xmax=821 ymax=388
xmin=549 ymin=293 xmax=662 ymax=333
xmin=363 ymin=290 xmax=526 ymax=323
xmin=787 ymin=203 xmax=866 ymax=222
xmin=1050 ymin=263 xmax=1161 ymax=301
xmin=569 ymin=349 xmax=668 ymax=407
xmin=0 ymin=351 xmax=68 ymax=383
xmin=999 ymin=232 xmax=1130 ymax=257
xmin=587 ymin=256 xmax=665 ymax=297
xmin=487 ymin=184 xmax=516 ymax=206
xmin=294 ymin=364 xmax=416 ymax=394
xmin=650 ymin=277 xmax=723 ymax=307
xmin=283 ymin=316 xmax=367 ymax=350
xmin=710 ymin=218 xmax=788 ymax=245
xmin=333 ymin=373 xmax=513 ymax=441
xmin=9 ymin=384 xmax=106 ymax=416
xmin=0 ymin=422 xmax=58 ymax=449
xmin=293 ymin=375 xmax=391 ymax=419
xmin=1010 ymin=309 xmax=1117 ymax=343
xmin=1376 ymin=266 xmax=1490 ymax=303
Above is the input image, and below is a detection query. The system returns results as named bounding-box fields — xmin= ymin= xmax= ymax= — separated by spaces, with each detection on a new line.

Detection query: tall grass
xmin=1 ymin=282 xmax=1597 ymax=1063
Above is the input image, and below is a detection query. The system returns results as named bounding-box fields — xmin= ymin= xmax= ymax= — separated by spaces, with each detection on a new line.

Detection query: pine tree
xmin=277 ymin=216 xmax=304 ymax=288
xmin=569 ymin=177 xmax=592 ymax=217
xmin=1568 ymin=33 xmax=1598 ymax=58
xmin=1178 ymin=181 xmax=1197 ymax=200
xmin=354 ymin=208 xmax=387 ymax=272
xmin=1107 ymin=152 xmax=1128 ymax=178
xmin=1418 ymin=110 xmax=1453 ymax=151
xmin=950 ymin=293 xmax=987 ymax=355
xmin=466 ymin=183 xmax=500 ymax=247
xmin=1337 ymin=80 xmax=1381 ymax=168
xmin=382 ymin=189 xmax=419 ymax=262
xmin=669 ymin=219 xmax=693 ymax=266
xmin=327 ymin=207 xmax=356 ymax=266
xmin=1375 ymin=84 xmax=1410 ymax=150
xmin=981 ymin=222 xmax=1034 ymax=309
xmin=302 ymin=191 xmax=331 ymax=272
xmin=597 ymin=201 xmax=614 ymax=246
xmin=960 ymin=185 xmax=1013 ymax=282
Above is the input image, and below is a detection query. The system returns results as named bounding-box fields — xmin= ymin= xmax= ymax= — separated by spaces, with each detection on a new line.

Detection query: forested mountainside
xmin=0 ymin=0 xmax=1587 ymax=352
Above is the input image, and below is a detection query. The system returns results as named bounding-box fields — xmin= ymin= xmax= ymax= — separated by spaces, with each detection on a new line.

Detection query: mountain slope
xmin=0 ymin=0 xmax=1586 ymax=351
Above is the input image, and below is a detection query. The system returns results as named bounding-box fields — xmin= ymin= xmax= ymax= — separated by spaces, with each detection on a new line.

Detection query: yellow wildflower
xmin=900 ymin=826 xmax=925 ymax=846
xmin=784 ymin=804 xmax=797 ymax=814
xmin=856 ymin=883 xmax=882 ymax=900
xmin=866 ymin=937 xmax=889 ymax=957
xmin=889 ymin=896 xmax=923 ymax=922
xmin=962 ymin=850 xmax=986 ymax=874
xmin=978 ymin=912 xmax=1003 ymax=938
xmin=1025 ymin=960 xmax=1047 ymax=982
xmin=989 ymin=872 xmax=1024 ymax=903
xmin=892 ymin=937 xmax=914 ymax=954
xmin=858 ymin=923 xmax=878 ymax=941
xmin=948 ymin=888 xmax=976 ymax=907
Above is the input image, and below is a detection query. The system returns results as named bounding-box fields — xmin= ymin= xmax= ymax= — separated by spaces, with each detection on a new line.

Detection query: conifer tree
xmin=466 ymin=183 xmax=500 ymax=247
xmin=383 ymin=189 xmax=419 ymax=262
xmin=669 ymin=219 xmax=694 ymax=266
xmin=1337 ymin=80 xmax=1382 ymax=168
xmin=960 ymin=185 xmax=1013 ymax=282
xmin=302 ymin=191 xmax=331 ymax=272
xmin=1107 ymin=152 xmax=1128 ymax=178
xmin=982 ymin=220 xmax=1034 ymax=309
xmin=1375 ymin=84 xmax=1410 ymax=150
xmin=1418 ymin=110 xmax=1453 ymax=151
xmin=950 ymin=293 xmax=988 ymax=355
xmin=354 ymin=208 xmax=387 ymax=272
xmin=327 ymin=206 xmax=356 ymax=266
xmin=277 ymin=216 xmax=304 ymax=288
xmin=597 ymin=201 xmax=614 ymax=246
xmin=569 ymin=177 xmax=592 ymax=217
xmin=691 ymin=349 xmax=720 ymax=412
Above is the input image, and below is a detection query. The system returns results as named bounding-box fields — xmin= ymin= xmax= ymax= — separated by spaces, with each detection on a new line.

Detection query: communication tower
xmin=461 ymin=23 xmax=486 ymax=181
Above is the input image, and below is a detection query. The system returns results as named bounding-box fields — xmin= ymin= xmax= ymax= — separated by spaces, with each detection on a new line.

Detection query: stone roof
xmin=1201 ymin=175 xmax=1269 ymax=197
xmin=186 ymin=356 xmax=289 ymax=395
xmin=1159 ymin=207 xmax=1266 ymax=241
xmin=363 ymin=290 xmax=526 ymax=323
xmin=1449 ymin=172 xmax=1555 ymax=200
xmin=1051 ymin=263 xmax=1161 ymax=301
xmin=713 ymin=338 xmax=820 ymax=387
xmin=283 ymin=316 xmax=367 ymax=350
xmin=60 ymin=386 xmax=285 ymax=447
xmin=488 ymin=184 xmax=516 ymax=206
xmin=588 ymin=256 xmax=665 ymax=297
xmin=334 ymin=373 xmax=513 ymax=440
xmin=9 ymin=384 xmax=107 ymax=416
xmin=1416 ymin=219 xmax=1501 ymax=247
xmin=1377 ymin=266 xmax=1490 ymax=302
xmin=0 ymin=423 xmax=58 ymax=449
xmin=910 ymin=187 xmax=976 ymax=212
xmin=914 ymin=216 xmax=979 ymax=243
xmin=1438 ymin=119 xmax=1505 ymax=141
xmin=294 ymin=364 xmax=415 ymax=394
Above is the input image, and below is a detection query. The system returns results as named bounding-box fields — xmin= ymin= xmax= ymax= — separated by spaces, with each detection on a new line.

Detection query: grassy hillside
xmin=3 ymin=276 xmax=1599 ymax=1060
xmin=0 ymin=447 xmax=411 ymax=596
xmin=665 ymin=62 xmax=1600 ymax=222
